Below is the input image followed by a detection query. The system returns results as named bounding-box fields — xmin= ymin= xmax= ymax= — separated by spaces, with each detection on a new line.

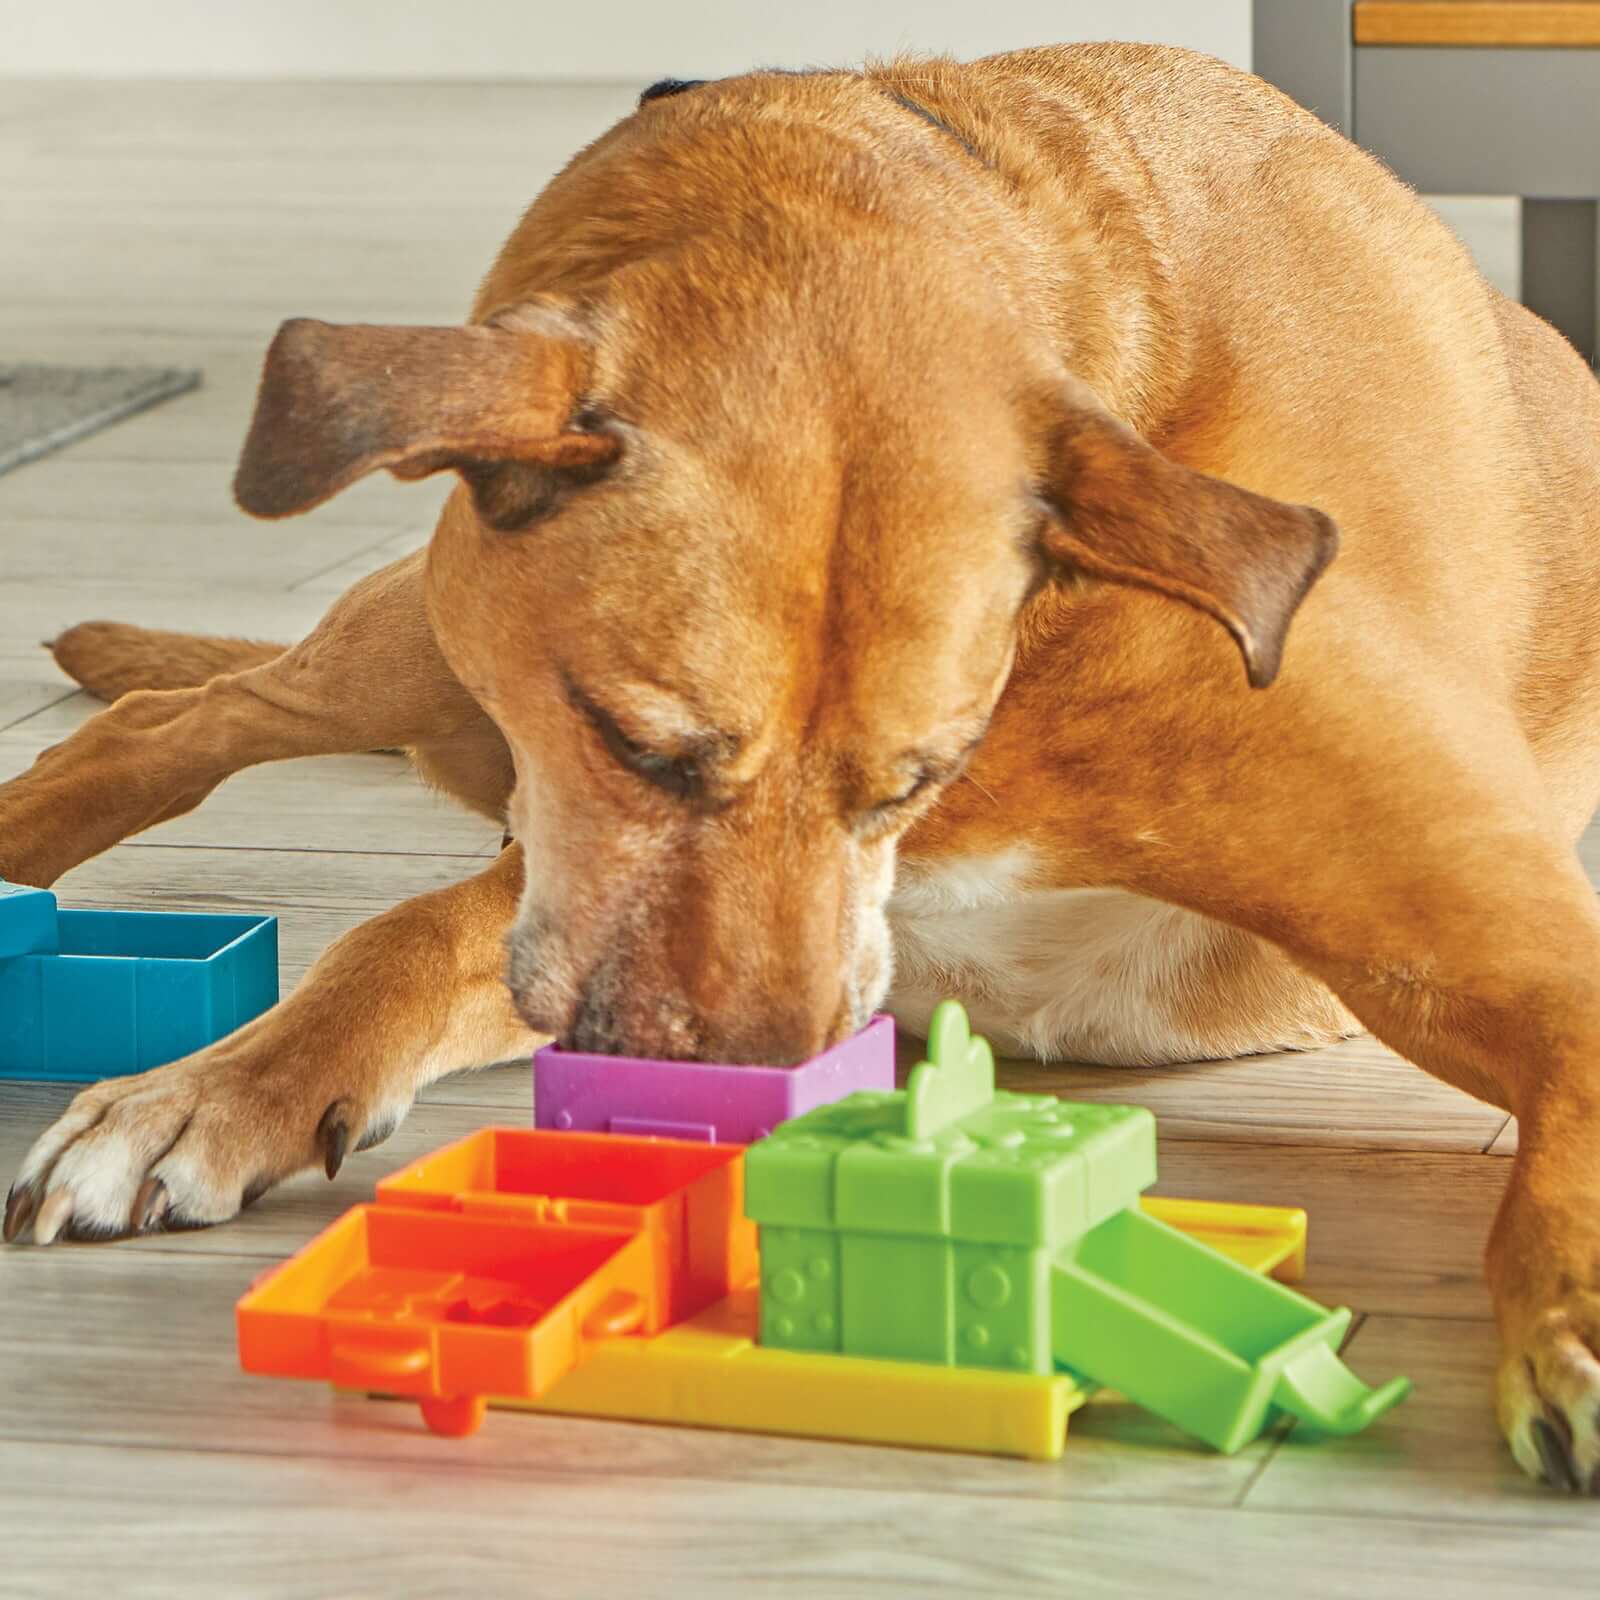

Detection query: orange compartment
xmin=375 ymin=1129 xmax=757 ymax=1323
xmin=236 ymin=1203 xmax=657 ymax=1436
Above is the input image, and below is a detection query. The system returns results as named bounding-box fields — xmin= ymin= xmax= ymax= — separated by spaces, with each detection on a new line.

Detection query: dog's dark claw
xmin=3 ymin=1183 xmax=39 ymax=1244
xmin=131 ymin=1176 xmax=168 ymax=1232
xmin=1532 ymin=1417 xmax=1580 ymax=1492
xmin=317 ymin=1102 xmax=351 ymax=1181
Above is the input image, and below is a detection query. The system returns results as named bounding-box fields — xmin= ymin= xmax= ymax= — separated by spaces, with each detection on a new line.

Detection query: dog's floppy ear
xmin=234 ymin=318 xmax=617 ymax=522
xmin=1037 ymin=390 xmax=1338 ymax=688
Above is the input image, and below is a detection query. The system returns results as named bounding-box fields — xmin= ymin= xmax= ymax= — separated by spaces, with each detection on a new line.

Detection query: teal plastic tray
xmin=0 ymin=882 xmax=279 ymax=1081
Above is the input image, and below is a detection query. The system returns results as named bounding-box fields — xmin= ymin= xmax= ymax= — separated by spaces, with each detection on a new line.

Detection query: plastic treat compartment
xmin=742 ymin=999 xmax=1408 ymax=1452
xmin=1051 ymin=1206 xmax=1411 ymax=1453
xmin=377 ymin=1128 xmax=739 ymax=1215
xmin=0 ymin=900 xmax=278 ymax=1082
xmin=1063 ymin=1205 xmax=1324 ymax=1360
xmin=375 ymin=1128 xmax=758 ymax=1323
xmin=533 ymin=1013 xmax=897 ymax=1143
xmin=54 ymin=910 xmax=268 ymax=961
xmin=236 ymin=1203 xmax=658 ymax=1436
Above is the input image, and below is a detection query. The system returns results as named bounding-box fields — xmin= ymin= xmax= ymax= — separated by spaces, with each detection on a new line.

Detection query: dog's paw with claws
xmin=1499 ymin=1300 xmax=1600 ymax=1494
xmin=3 ymin=1050 xmax=403 ymax=1245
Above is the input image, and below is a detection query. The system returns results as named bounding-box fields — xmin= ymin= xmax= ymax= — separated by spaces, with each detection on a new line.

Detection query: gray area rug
xmin=0 ymin=363 xmax=201 ymax=475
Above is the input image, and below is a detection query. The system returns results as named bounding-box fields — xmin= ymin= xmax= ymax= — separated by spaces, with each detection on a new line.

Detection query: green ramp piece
xmin=1270 ymin=1342 xmax=1414 ymax=1438
xmin=1051 ymin=1205 xmax=1410 ymax=1453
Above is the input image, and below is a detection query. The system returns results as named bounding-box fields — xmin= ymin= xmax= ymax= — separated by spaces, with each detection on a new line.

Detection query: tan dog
xmin=4 ymin=45 xmax=1600 ymax=1491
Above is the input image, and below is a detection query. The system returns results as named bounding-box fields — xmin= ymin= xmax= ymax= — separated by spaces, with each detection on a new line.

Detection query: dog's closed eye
xmin=851 ymin=769 xmax=942 ymax=842
xmin=563 ymin=675 xmax=733 ymax=804
xmin=855 ymin=728 xmax=990 ymax=835
xmin=875 ymin=769 xmax=939 ymax=812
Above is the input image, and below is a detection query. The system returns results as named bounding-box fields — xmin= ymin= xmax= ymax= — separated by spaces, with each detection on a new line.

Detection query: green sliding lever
xmin=1051 ymin=1205 xmax=1410 ymax=1454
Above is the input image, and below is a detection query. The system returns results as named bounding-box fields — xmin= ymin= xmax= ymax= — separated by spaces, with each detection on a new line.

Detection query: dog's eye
xmin=595 ymin=712 xmax=704 ymax=800
xmin=879 ymin=771 xmax=938 ymax=811
xmin=565 ymin=677 xmax=709 ymax=801
xmin=858 ymin=727 xmax=991 ymax=831
xmin=856 ymin=769 xmax=940 ymax=832
xmin=620 ymin=745 xmax=703 ymax=799
xmin=852 ymin=770 xmax=939 ymax=840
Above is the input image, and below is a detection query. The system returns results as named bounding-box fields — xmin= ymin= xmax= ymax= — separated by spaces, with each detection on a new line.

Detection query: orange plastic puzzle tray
xmin=238 ymin=1131 xmax=756 ymax=1434
xmin=236 ymin=1201 xmax=660 ymax=1436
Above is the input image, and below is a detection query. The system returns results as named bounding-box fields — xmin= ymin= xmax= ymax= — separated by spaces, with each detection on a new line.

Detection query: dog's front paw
xmin=1498 ymin=1301 xmax=1600 ymax=1494
xmin=2 ymin=1047 xmax=404 ymax=1244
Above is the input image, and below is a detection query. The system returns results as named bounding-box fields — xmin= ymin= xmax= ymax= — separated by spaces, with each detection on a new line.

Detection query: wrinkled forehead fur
xmin=237 ymin=61 xmax=1333 ymax=710
xmin=466 ymin=67 xmax=1062 ymax=589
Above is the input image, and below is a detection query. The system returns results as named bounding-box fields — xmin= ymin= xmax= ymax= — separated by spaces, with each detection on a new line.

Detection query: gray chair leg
xmin=1522 ymin=199 xmax=1598 ymax=367
xmin=1252 ymin=0 xmax=1354 ymax=138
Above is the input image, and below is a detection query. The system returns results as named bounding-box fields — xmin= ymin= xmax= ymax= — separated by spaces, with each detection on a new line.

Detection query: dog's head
xmin=234 ymin=118 xmax=1333 ymax=1065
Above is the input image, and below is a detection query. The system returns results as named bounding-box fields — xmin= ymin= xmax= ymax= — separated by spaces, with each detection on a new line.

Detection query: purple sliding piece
xmin=533 ymin=1014 xmax=897 ymax=1143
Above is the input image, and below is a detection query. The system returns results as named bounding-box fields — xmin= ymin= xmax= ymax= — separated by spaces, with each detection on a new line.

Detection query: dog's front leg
xmin=3 ymin=844 xmax=534 ymax=1243
xmin=1243 ymin=835 xmax=1600 ymax=1492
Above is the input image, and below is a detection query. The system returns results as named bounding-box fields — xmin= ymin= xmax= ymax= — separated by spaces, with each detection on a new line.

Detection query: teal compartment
xmin=56 ymin=909 xmax=261 ymax=960
xmin=42 ymin=953 xmax=139 ymax=1078
xmin=1051 ymin=1206 xmax=1412 ymax=1454
xmin=0 ymin=890 xmax=279 ymax=1082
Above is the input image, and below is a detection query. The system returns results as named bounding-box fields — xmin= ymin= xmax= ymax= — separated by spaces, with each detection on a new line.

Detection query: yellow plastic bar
xmin=501 ymin=1285 xmax=1084 ymax=1460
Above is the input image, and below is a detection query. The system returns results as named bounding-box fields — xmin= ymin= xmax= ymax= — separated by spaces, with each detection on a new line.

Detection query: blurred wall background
xmin=6 ymin=0 xmax=1514 ymax=296
xmin=7 ymin=0 xmax=1251 ymax=78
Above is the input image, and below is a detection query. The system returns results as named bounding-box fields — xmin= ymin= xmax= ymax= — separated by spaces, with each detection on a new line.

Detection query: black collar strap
xmin=640 ymin=78 xmax=705 ymax=104
xmin=636 ymin=75 xmax=983 ymax=164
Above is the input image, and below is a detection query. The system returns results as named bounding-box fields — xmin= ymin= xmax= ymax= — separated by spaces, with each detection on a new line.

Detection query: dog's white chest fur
xmin=886 ymin=847 xmax=1221 ymax=1064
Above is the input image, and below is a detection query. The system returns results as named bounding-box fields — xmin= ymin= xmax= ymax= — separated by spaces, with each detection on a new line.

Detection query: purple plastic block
xmin=533 ymin=1014 xmax=897 ymax=1143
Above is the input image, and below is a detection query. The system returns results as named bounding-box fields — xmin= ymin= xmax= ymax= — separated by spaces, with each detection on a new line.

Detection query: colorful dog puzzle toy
xmin=0 ymin=878 xmax=278 ymax=1082
xmin=237 ymin=1001 xmax=1408 ymax=1458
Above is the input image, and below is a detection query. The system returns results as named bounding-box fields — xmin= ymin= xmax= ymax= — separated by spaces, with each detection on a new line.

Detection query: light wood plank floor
xmin=1 ymin=80 xmax=1595 ymax=1598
